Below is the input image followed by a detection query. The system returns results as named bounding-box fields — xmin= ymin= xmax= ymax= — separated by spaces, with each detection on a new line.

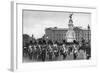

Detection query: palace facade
xmin=45 ymin=14 xmax=91 ymax=43
xmin=45 ymin=26 xmax=90 ymax=42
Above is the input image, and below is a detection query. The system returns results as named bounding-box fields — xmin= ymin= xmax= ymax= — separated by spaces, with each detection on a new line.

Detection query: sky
xmin=23 ymin=10 xmax=91 ymax=39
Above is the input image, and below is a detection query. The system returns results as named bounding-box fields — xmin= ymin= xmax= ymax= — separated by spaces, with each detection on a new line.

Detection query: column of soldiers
xmin=23 ymin=40 xmax=91 ymax=61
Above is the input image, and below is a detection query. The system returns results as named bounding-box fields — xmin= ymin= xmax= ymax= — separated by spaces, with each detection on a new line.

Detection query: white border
xmin=11 ymin=1 xmax=97 ymax=71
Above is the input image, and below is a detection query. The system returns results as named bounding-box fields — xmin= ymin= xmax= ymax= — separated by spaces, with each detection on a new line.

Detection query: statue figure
xmin=69 ymin=13 xmax=73 ymax=24
xmin=69 ymin=13 xmax=73 ymax=19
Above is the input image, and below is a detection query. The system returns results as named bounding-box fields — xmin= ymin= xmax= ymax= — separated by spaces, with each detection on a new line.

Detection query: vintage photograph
xmin=22 ymin=10 xmax=91 ymax=62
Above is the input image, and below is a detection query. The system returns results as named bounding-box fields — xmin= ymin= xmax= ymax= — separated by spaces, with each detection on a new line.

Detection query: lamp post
xmin=88 ymin=24 xmax=90 ymax=44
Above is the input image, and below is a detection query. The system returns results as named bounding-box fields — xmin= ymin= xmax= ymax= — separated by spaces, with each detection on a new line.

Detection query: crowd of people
xmin=23 ymin=39 xmax=91 ymax=62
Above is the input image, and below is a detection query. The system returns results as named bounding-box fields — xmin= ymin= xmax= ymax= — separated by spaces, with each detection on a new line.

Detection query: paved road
xmin=23 ymin=50 xmax=87 ymax=62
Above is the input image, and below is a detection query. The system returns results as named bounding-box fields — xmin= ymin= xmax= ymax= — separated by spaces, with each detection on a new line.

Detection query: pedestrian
xmin=41 ymin=48 xmax=46 ymax=61
xmin=28 ymin=45 xmax=33 ymax=60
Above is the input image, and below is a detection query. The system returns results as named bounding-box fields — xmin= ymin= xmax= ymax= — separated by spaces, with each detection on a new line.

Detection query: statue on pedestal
xmin=65 ymin=13 xmax=75 ymax=42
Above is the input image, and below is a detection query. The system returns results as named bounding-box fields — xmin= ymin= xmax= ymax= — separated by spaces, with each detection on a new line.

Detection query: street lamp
xmin=88 ymin=24 xmax=90 ymax=44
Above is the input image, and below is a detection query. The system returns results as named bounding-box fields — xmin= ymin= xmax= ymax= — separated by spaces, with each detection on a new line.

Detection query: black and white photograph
xmin=22 ymin=10 xmax=91 ymax=62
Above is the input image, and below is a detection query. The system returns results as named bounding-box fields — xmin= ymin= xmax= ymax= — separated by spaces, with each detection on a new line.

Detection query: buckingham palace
xmin=45 ymin=14 xmax=91 ymax=43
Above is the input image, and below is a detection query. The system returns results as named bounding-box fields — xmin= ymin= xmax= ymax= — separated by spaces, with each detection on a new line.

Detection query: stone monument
xmin=66 ymin=13 xmax=76 ymax=42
